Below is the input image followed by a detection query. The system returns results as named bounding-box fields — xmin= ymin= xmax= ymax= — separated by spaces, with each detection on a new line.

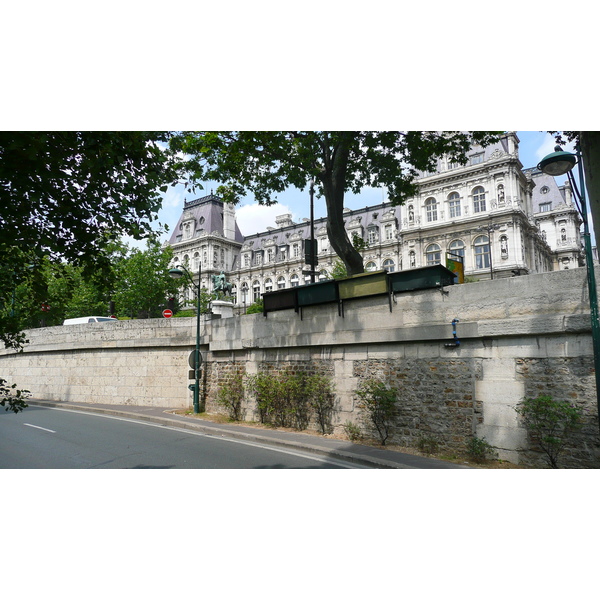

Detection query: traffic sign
xmin=162 ymin=309 xmax=173 ymax=318
xmin=188 ymin=350 xmax=203 ymax=370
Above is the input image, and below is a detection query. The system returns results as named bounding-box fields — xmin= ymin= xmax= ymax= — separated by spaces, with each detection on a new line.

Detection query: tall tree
xmin=170 ymin=131 xmax=500 ymax=275
xmin=112 ymin=241 xmax=180 ymax=319
xmin=0 ymin=131 xmax=177 ymax=348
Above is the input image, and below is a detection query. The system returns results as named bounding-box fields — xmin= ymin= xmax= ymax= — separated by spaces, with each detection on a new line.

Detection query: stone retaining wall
xmin=2 ymin=267 xmax=600 ymax=467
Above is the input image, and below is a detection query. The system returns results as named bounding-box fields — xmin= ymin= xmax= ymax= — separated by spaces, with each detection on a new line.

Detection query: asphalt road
xmin=0 ymin=405 xmax=360 ymax=469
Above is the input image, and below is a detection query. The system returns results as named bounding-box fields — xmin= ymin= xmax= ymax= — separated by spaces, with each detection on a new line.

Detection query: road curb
xmin=26 ymin=400 xmax=465 ymax=469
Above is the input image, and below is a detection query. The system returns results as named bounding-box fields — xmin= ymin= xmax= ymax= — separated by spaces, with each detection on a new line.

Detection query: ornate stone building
xmin=167 ymin=133 xmax=583 ymax=308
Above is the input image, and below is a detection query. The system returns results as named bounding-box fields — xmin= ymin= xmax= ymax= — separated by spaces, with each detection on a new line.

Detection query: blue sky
xmin=151 ymin=131 xmax=575 ymax=245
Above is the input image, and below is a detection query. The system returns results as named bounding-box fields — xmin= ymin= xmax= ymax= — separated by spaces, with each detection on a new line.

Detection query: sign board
xmin=188 ymin=350 xmax=203 ymax=370
xmin=162 ymin=309 xmax=173 ymax=318
xmin=446 ymin=252 xmax=465 ymax=284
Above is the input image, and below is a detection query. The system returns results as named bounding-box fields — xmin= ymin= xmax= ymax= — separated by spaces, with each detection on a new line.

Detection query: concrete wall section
xmin=2 ymin=268 xmax=600 ymax=466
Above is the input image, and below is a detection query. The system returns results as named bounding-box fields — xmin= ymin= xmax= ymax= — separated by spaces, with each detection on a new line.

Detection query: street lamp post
xmin=169 ymin=264 xmax=202 ymax=414
xmin=539 ymin=144 xmax=600 ymax=433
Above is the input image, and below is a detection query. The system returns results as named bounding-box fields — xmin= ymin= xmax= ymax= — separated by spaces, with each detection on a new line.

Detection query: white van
xmin=63 ymin=316 xmax=118 ymax=325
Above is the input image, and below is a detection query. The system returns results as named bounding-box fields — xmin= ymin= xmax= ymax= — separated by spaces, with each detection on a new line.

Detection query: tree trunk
xmin=320 ymin=136 xmax=365 ymax=276
xmin=580 ymin=132 xmax=600 ymax=246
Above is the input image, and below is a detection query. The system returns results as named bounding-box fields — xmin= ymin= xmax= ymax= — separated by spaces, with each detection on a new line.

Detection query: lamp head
xmin=538 ymin=145 xmax=577 ymax=176
xmin=168 ymin=267 xmax=184 ymax=280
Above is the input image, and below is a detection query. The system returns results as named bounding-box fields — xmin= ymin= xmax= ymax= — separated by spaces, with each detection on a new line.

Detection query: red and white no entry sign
xmin=162 ymin=309 xmax=173 ymax=318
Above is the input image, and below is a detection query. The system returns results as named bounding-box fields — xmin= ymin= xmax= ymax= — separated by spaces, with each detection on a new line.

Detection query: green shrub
xmin=515 ymin=394 xmax=584 ymax=468
xmin=417 ymin=435 xmax=440 ymax=455
xmin=215 ymin=373 xmax=245 ymax=421
xmin=343 ymin=421 xmax=362 ymax=442
xmin=466 ymin=436 xmax=497 ymax=463
xmin=306 ymin=373 xmax=336 ymax=434
xmin=355 ymin=378 xmax=398 ymax=445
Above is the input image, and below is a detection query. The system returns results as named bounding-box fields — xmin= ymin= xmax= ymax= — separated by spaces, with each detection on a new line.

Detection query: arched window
xmin=252 ymin=280 xmax=261 ymax=301
xmin=474 ymin=235 xmax=490 ymax=269
xmin=193 ymin=252 xmax=200 ymax=272
xmin=290 ymin=274 xmax=299 ymax=287
xmin=473 ymin=186 xmax=486 ymax=213
xmin=264 ymin=278 xmax=273 ymax=293
xmin=382 ymin=259 xmax=395 ymax=273
xmin=448 ymin=192 xmax=461 ymax=218
xmin=425 ymin=197 xmax=438 ymax=222
xmin=425 ymin=243 xmax=441 ymax=265
xmin=365 ymin=261 xmax=377 ymax=271
xmin=449 ymin=239 xmax=465 ymax=259
xmin=277 ymin=276 xmax=286 ymax=289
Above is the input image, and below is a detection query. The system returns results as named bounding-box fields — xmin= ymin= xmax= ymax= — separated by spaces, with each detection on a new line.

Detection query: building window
xmin=539 ymin=202 xmax=551 ymax=212
xmin=473 ymin=186 xmax=486 ymax=213
xmin=277 ymin=276 xmax=286 ymax=289
xmin=425 ymin=243 xmax=441 ymax=265
xmin=193 ymin=252 xmax=200 ymax=272
xmin=448 ymin=192 xmax=461 ymax=218
xmin=425 ymin=197 xmax=438 ymax=222
xmin=264 ymin=278 xmax=273 ymax=292
xmin=290 ymin=274 xmax=299 ymax=287
xmin=252 ymin=281 xmax=261 ymax=301
xmin=365 ymin=261 xmax=377 ymax=271
xmin=266 ymin=249 xmax=274 ymax=263
xmin=240 ymin=283 xmax=249 ymax=304
xmin=470 ymin=153 xmax=484 ymax=165
xmin=254 ymin=253 xmax=262 ymax=266
xmin=367 ymin=227 xmax=379 ymax=245
xmin=540 ymin=186 xmax=550 ymax=194
xmin=243 ymin=254 xmax=250 ymax=268
xmin=320 ymin=237 xmax=329 ymax=252
xmin=292 ymin=244 xmax=300 ymax=258
xmin=474 ymin=235 xmax=490 ymax=269
xmin=449 ymin=239 xmax=465 ymax=259
xmin=384 ymin=223 xmax=394 ymax=240
xmin=382 ymin=259 xmax=395 ymax=273
xmin=231 ymin=285 xmax=237 ymax=304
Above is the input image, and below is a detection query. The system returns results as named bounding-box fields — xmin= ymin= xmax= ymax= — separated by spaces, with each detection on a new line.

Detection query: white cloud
xmin=235 ymin=203 xmax=297 ymax=237
xmin=535 ymin=133 xmax=576 ymax=163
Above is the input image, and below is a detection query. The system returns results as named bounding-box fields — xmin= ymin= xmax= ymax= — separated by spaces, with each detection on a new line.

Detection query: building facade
xmin=167 ymin=133 xmax=583 ymax=309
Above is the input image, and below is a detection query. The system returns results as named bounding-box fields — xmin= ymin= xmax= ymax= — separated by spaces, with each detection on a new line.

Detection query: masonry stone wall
xmin=2 ymin=267 xmax=600 ymax=467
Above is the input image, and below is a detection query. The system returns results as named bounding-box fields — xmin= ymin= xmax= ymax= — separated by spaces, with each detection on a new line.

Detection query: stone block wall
xmin=3 ymin=267 xmax=600 ymax=467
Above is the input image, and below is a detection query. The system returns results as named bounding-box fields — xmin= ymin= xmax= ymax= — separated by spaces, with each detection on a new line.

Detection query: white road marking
xmin=24 ymin=423 xmax=56 ymax=433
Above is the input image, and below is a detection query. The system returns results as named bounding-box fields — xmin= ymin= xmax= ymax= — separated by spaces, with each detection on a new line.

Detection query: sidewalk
xmin=26 ymin=399 xmax=469 ymax=469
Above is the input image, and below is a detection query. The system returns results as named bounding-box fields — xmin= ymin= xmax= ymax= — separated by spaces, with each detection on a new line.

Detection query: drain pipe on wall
xmin=444 ymin=319 xmax=460 ymax=348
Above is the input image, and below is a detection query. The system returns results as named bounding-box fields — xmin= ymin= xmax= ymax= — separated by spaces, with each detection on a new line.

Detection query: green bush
xmin=355 ymin=378 xmax=398 ymax=445
xmin=466 ymin=436 xmax=497 ymax=463
xmin=417 ymin=435 xmax=440 ymax=455
xmin=215 ymin=373 xmax=245 ymax=421
xmin=515 ymin=395 xmax=584 ymax=468
xmin=246 ymin=368 xmax=335 ymax=432
xmin=306 ymin=373 xmax=336 ymax=434
xmin=343 ymin=421 xmax=362 ymax=442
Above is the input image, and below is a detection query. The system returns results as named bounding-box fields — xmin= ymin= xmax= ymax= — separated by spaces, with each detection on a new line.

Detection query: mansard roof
xmin=168 ymin=193 xmax=244 ymax=245
xmin=523 ymin=167 xmax=570 ymax=212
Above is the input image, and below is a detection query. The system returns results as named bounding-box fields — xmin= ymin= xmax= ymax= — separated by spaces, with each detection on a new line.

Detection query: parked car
xmin=63 ymin=316 xmax=118 ymax=325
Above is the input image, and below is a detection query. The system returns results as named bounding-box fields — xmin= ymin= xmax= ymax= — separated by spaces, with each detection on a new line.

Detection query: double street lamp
xmin=169 ymin=263 xmax=202 ymax=414
xmin=538 ymin=144 xmax=600 ymax=433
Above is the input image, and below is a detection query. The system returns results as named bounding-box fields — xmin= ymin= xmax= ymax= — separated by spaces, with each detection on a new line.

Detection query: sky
xmin=150 ymin=131 xmax=576 ymax=246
